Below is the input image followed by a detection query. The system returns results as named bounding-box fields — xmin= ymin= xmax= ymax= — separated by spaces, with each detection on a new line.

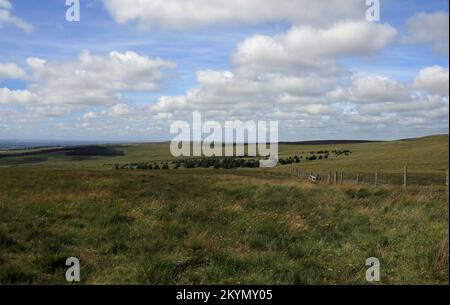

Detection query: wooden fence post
xmin=375 ymin=169 xmax=379 ymax=187
xmin=328 ymin=171 xmax=331 ymax=184
xmin=356 ymin=174 xmax=360 ymax=186
xmin=446 ymin=169 xmax=448 ymax=194
xmin=340 ymin=171 xmax=344 ymax=185
xmin=403 ymin=166 xmax=408 ymax=190
xmin=334 ymin=171 xmax=338 ymax=185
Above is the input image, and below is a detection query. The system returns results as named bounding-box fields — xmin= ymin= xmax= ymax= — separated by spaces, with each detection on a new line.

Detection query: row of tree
xmin=278 ymin=154 xmax=329 ymax=164
xmin=113 ymin=162 xmax=169 ymax=170
xmin=302 ymin=149 xmax=352 ymax=156
xmin=110 ymin=149 xmax=353 ymax=170
xmin=112 ymin=157 xmax=263 ymax=170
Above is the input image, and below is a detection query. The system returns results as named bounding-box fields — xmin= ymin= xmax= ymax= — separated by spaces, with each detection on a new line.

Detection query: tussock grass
xmin=0 ymin=169 xmax=447 ymax=284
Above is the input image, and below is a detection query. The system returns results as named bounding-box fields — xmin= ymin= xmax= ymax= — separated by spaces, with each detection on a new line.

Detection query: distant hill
xmin=397 ymin=134 xmax=449 ymax=142
xmin=0 ymin=140 xmax=125 ymax=150
xmin=279 ymin=134 xmax=449 ymax=145
xmin=278 ymin=140 xmax=381 ymax=145
xmin=0 ymin=134 xmax=447 ymax=171
xmin=0 ymin=145 xmax=123 ymax=159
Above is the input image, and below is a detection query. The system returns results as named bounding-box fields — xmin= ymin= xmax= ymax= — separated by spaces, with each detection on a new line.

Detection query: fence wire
xmin=288 ymin=167 xmax=448 ymax=187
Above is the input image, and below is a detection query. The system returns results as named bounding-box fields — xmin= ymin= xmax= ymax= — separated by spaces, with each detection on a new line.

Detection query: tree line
xmin=109 ymin=148 xmax=352 ymax=170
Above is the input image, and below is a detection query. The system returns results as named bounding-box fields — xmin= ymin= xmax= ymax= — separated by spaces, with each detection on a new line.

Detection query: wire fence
xmin=289 ymin=165 xmax=449 ymax=189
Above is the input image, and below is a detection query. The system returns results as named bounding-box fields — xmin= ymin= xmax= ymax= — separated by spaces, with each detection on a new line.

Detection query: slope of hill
xmin=0 ymin=135 xmax=448 ymax=284
xmin=0 ymin=166 xmax=447 ymax=284
xmin=0 ymin=135 xmax=448 ymax=175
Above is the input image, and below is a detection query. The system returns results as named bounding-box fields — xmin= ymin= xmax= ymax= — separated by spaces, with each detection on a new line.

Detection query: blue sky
xmin=1 ymin=1 xmax=288 ymax=94
xmin=0 ymin=0 xmax=448 ymax=141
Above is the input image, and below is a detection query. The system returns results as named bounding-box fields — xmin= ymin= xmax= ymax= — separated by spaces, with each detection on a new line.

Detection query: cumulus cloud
xmin=0 ymin=87 xmax=37 ymax=105
xmin=0 ymin=62 xmax=26 ymax=80
xmin=149 ymin=95 xmax=187 ymax=113
xmin=83 ymin=112 xmax=98 ymax=120
xmin=355 ymin=94 xmax=448 ymax=116
xmin=413 ymin=66 xmax=449 ymax=96
xmin=270 ymin=75 xmax=338 ymax=97
xmin=140 ymin=65 xmax=447 ymax=140
xmin=232 ymin=21 xmax=397 ymax=75
xmin=96 ymin=19 xmax=446 ymax=139
xmin=108 ymin=103 xmax=137 ymax=117
xmin=0 ymin=0 xmax=33 ymax=32
xmin=321 ymin=70 xmax=449 ymax=138
xmin=143 ymin=22 xmax=397 ymax=119
xmin=2 ymin=3 xmax=447 ymax=140
xmin=404 ymin=11 xmax=449 ymax=55
xmin=330 ymin=76 xmax=410 ymax=104
xmin=0 ymin=0 xmax=12 ymax=9
xmin=102 ymin=0 xmax=365 ymax=30
xmin=0 ymin=50 xmax=175 ymax=115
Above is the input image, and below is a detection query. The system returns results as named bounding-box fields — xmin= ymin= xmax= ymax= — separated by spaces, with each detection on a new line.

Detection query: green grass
xmin=1 ymin=135 xmax=447 ymax=186
xmin=1 ymin=135 xmax=448 ymax=169
xmin=0 ymin=135 xmax=448 ymax=284
xmin=0 ymin=168 xmax=448 ymax=284
xmin=272 ymin=135 xmax=449 ymax=186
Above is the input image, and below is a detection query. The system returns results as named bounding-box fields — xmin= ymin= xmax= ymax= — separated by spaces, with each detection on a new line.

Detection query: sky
xmin=0 ymin=0 xmax=448 ymax=141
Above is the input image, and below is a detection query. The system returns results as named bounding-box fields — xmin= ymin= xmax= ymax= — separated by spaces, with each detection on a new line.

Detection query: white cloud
xmin=0 ymin=0 xmax=33 ymax=32
xmin=327 ymin=70 xmax=449 ymax=125
xmin=2 ymin=3 xmax=447 ymax=140
xmin=196 ymin=70 xmax=233 ymax=86
xmin=83 ymin=112 xmax=98 ymax=120
xmin=404 ymin=11 xmax=449 ymax=55
xmin=232 ymin=21 xmax=397 ymax=75
xmin=321 ymin=69 xmax=449 ymax=137
xmin=0 ymin=62 xmax=26 ymax=80
xmin=413 ymin=66 xmax=449 ymax=96
xmin=0 ymin=0 xmax=12 ymax=10
xmin=300 ymin=104 xmax=339 ymax=116
xmin=102 ymin=0 xmax=365 ymax=30
xmin=149 ymin=96 xmax=187 ymax=113
xmin=385 ymin=95 xmax=448 ymax=115
xmin=332 ymin=75 xmax=410 ymax=104
xmin=0 ymin=50 xmax=176 ymax=116
xmin=26 ymin=57 xmax=46 ymax=70
xmin=108 ymin=103 xmax=136 ymax=117
xmin=356 ymin=94 xmax=448 ymax=116
xmin=27 ymin=50 xmax=175 ymax=98
xmin=157 ymin=21 xmax=397 ymax=118
xmin=116 ymin=21 xmax=447 ymax=138
xmin=270 ymin=75 xmax=338 ymax=97
xmin=0 ymin=87 xmax=37 ymax=105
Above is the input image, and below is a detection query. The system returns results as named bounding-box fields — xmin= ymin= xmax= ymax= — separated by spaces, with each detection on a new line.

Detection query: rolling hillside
xmin=0 ymin=134 xmax=448 ymax=284
xmin=0 ymin=134 xmax=448 ymax=186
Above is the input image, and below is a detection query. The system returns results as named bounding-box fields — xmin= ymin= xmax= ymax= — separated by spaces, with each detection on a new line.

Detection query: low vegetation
xmin=0 ymin=135 xmax=448 ymax=284
xmin=111 ymin=157 xmax=264 ymax=170
xmin=0 ymin=169 xmax=447 ymax=284
xmin=65 ymin=146 xmax=125 ymax=157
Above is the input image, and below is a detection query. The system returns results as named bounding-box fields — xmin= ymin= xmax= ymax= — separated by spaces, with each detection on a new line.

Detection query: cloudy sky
xmin=0 ymin=0 xmax=448 ymax=141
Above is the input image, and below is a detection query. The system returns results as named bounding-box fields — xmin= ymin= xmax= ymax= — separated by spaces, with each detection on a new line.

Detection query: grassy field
xmin=1 ymin=135 xmax=448 ymax=170
xmin=0 ymin=135 xmax=448 ymax=284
